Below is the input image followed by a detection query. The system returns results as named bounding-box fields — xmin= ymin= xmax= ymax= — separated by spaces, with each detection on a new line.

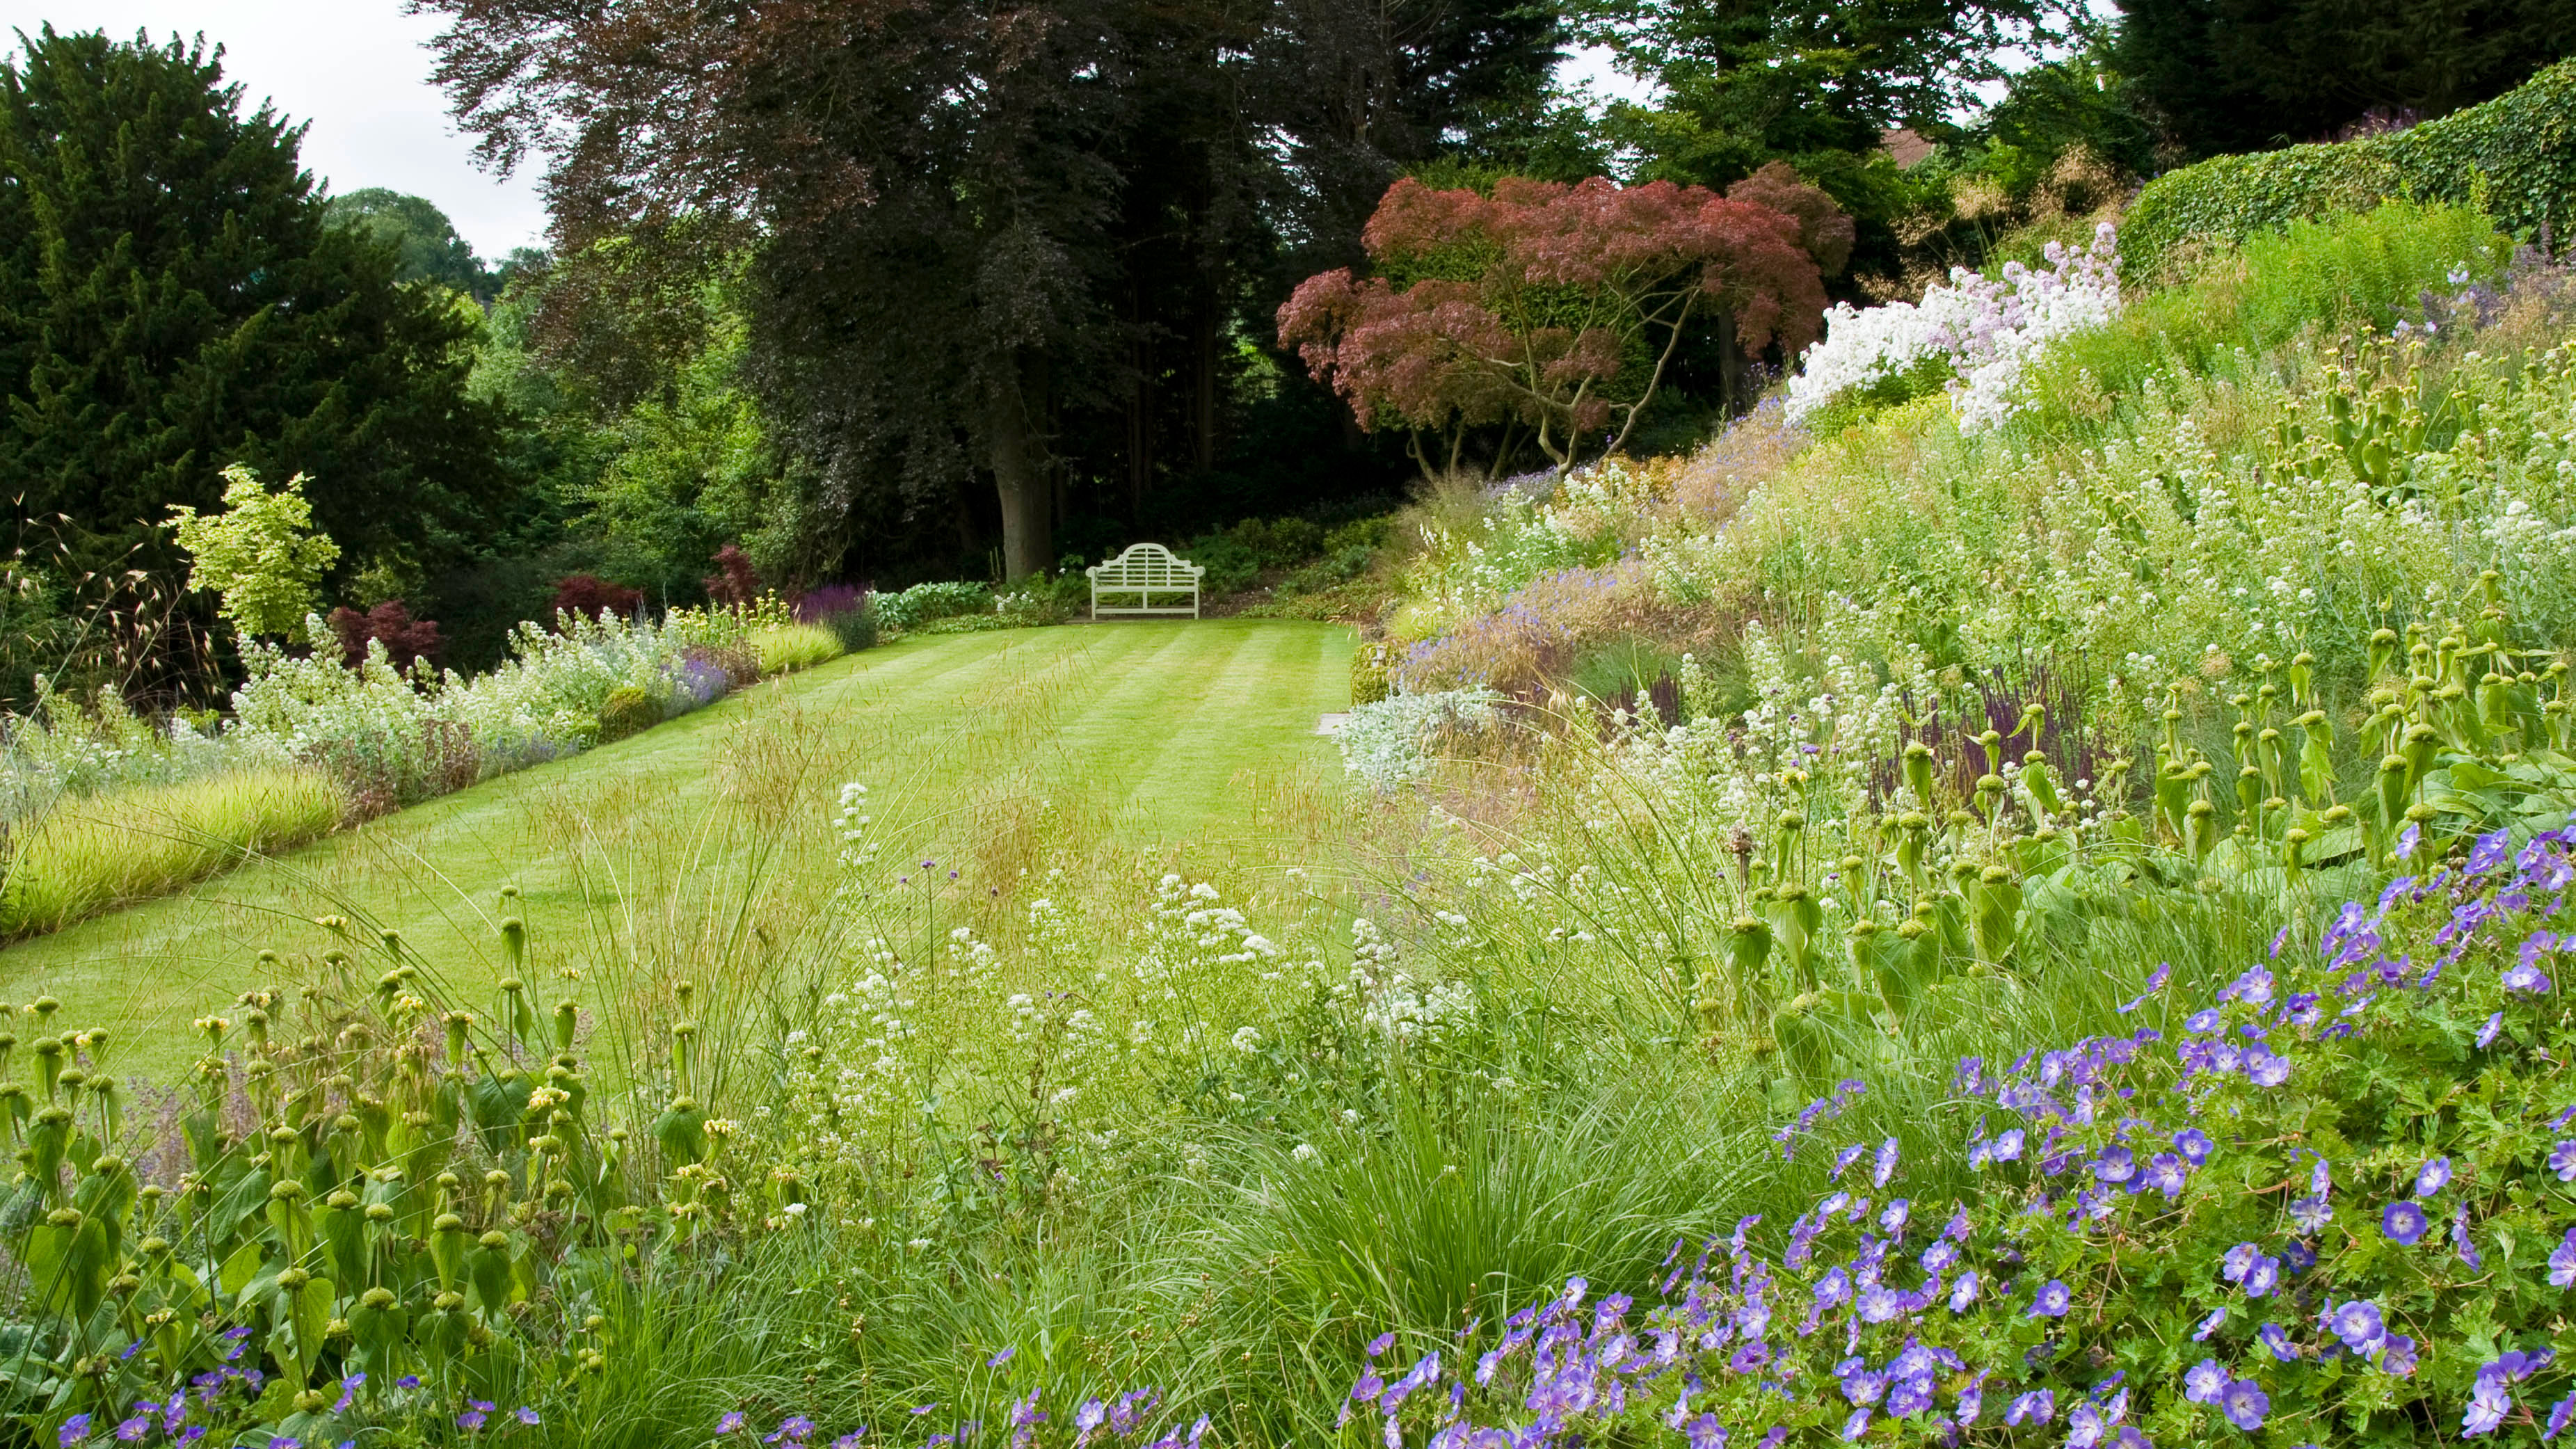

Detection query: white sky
xmin=0 ymin=0 xmax=547 ymax=259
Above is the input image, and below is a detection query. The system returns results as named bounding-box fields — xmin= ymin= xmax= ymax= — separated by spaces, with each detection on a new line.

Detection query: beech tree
xmin=419 ymin=0 xmax=1561 ymax=582
xmin=1277 ymin=166 xmax=1848 ymax=475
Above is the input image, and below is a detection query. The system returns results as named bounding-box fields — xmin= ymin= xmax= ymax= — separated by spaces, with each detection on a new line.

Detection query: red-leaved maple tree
xmin=1277 ymin=166 xmax=1850 ymax=475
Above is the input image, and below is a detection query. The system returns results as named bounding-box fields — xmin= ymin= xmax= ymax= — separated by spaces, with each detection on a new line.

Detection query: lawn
xmin=0 ymin=619 xmax=1356 ymax=1082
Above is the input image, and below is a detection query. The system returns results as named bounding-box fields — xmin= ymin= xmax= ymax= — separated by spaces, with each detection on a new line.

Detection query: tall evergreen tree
xmin=0 ymin=29 xmax=507 ymax=586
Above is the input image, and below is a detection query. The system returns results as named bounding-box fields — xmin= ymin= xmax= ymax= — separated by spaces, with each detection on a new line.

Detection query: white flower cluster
xmin=1786 ymin=223 xmax=2122 ymax=433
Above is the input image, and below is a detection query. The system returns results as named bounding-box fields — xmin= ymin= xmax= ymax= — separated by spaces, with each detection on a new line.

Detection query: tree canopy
xmin=0 ymin=29 xmax=507 ymax=589
xmin=323 ymin=187 xmax=496 ymax=302
xmin=2113 ymin=0 xmax=2576 ymax=158
xmin=418 ymin=0 xmax=1558 ymax=580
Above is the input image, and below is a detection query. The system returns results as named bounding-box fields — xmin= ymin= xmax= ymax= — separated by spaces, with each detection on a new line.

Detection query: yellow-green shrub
xmin=0 ymin=767 xmax=346 ymax=936
xmin=751 ymin=623 xmax=845 ymax=675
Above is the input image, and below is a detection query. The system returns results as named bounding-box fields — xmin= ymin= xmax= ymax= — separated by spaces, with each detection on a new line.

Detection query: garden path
xmin=0 ymin=620 xmax=1354 ymax=1080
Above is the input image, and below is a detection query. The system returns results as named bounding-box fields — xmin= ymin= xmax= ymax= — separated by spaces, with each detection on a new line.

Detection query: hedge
xmin=2125 ymin=58 xmax=2576 ymax=273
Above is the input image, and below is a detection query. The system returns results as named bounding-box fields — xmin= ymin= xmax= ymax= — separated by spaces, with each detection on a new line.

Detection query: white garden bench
xmin=1086 ymin=543 xmax=1203 ymax=620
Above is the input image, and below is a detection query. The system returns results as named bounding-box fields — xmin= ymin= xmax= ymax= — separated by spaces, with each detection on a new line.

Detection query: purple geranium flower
xmin=2175 ymin=1128 xmax=2213 ymax=1165
xmin=2031 ymin=1280 xmax=2072 ymax=1317
xmin=2220 ymin=1379 xmax=2269 ymax=1431
xmin=2329 ymin=1301 xmax=2384 ymax=1351
xmin=2553 ymin=1142 xmax=2576 ymax=1181
xmin=2243 ymin=1256 xmax=2281 ymax=1297
xmin=2382 ymin=1201 xmax=2429 ymax=1244
xmin=2417 ymin=1158 xmax=2452 ymax=1196
xmin=2192 ymin=1308 xmax=2227 ymax=1341
xmin=2183 ymin=1361 xmax=2228 ymax=1404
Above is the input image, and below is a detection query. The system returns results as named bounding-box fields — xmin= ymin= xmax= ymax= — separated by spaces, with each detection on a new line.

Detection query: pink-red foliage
xmin=328 ymin=600 xmax=446 ymax=672
xmin=550 ymin=575 xmax=644 ymax=624
xmin=703 ymin=544 xmax=764 ymax=608
xmin=1279 ymin=172 xmax=1843 ymax=472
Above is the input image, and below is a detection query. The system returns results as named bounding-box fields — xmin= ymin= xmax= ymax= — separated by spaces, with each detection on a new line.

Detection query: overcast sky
xmin=0 ymin=0 xmax=550 ymax=259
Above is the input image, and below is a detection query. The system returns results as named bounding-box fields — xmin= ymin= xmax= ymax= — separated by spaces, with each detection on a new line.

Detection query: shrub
xmin=547 ymin=573 xmax=642 ymax=623
xmin=595 ymin=685 xmax=658 ymax=743
xmin=164 ymin=464 xmax=340 ymax=642
xmin=326 ymin=599 xmax=445 ymax=671
xmin=0 ymin=767 xmax=345 ymax=935
xmin=793 ymin=582 xmax=879 ymax=651
xmin=750 ymin=623 xmax=845 ymax=675
xmin=704 ymin=542 xmax=764 ymax=607
xmin=2125 ymin=58 xmax=2576 ymax=272
xmin=872 ymin=581 xmax=993 ymax=632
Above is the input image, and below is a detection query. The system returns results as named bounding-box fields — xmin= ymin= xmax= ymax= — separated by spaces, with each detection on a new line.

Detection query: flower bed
xmin=1315 ymin=822 xmax=2576 ymax=1448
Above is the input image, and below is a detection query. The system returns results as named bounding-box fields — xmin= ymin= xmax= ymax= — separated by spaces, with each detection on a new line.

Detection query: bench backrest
xmin=1088 ymin=543 xmax=1202 ymax=586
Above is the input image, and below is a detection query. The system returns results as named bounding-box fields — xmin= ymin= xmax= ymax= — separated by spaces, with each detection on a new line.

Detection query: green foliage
xmin=872 ymin=582 xmax=995 ymax=633
xmin=0 ymin=29 xmax=507 ymax=587
xmin=0 ymin=904 xmax=769 ymax=1443
xmin=0 ymin=768 xmax=344 ymax=937
xmin=166 ymin=466 xmax=342 ymax=642
xmin=748 ymin=625 xmax=843 ymax=675
xmin=2124 ymin=58 xmax=2576 ymax=273
xmin=324 ymin=189 xmax=495 ymax=301
xmin=2018 ymin=201 xmax=2511 ymax=440
xmin=2115 ymin=0 xmax=2576 ymax=161
xmin=595 ymin=686 xmax=658 ymax=744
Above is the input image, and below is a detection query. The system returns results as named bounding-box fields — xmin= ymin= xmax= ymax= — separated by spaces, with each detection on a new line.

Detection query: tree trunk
xmin=1193 ymin=303 xmax=1218 ymax=472
xmin=1715 ymin=311 xmax=1747 ymax=419
xmin=988 ymin=355 xmax=1052 ymax=581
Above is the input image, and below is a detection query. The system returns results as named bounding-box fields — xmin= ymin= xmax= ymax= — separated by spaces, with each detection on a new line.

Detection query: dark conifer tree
xmin=0 ymin=29 xmax=507 ymax=584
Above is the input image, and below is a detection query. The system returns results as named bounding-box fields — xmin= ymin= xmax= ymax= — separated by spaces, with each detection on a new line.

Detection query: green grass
xmin=0 ymin=621 xmax=1356 ymax=1081
xmin=0 ymin=767 xmax=347 ymax=939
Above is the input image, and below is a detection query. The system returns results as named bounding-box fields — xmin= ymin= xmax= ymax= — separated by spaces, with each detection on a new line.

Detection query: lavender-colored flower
xmin=2465 ymin=1376 xmax=2511 ymax=1436
xmin=2395 ymin=822 xmax=2423 ymax=858
xmin=1992 ymin=1128 xmax=2025 ymax=1162
xmin=719 ymin=1414 xmax=749 ymax=1435
xmin=2411 ymin=1158 xmax=2452 ymax=1204
xmin=516 ymin=1409 xmax=542 ymax=1426
xmin=2093 ymin=1148 xmax=2136 ymax=1185
xmin=58 ymin=1418 xmax=91 ymax=1448
xmin=2479 ymin=1012 xmax=2505 ymax=1048
xmin=2031 ymin=1280 xmax=2072 ymax=1317
xmin=2182 ymin=1360 xmax=2229 ymax=1404
xmin=2243 ymin=1256 xmax=2280 ymax=1298
xmin=2329 ymin=1301 xmax=2383 ymax=1351
xmin=2259 ymin=1324 xmax=2298 ymax=1362
xmin=2549 ymin=1391 xmax=2576 ymax=1441
xmin=1949 ymin=1270 xmax=1980 ymax=1312
xmin=2186 ymin=1008 xmax=2224 ymax=1033
xmin=2219 ymin=1379 xmax=2269 ymax=1431
xmin=2381 ymin=1335 xmax=2419 ymax=1377
xmin=2382 ymin=1201 xmax=2429 ymax=1244
xmin=2175 ymin=1129 xmax=2213 ymax=1165
xmin=2553 ymin=1142 xmax=2576 ymax=1181
xmin=2471 ymin=829 xmax=2513 ymax=873
xmin=1879 ymin=1199 xmax=1910 ymax=1234
xmin=2218 ymin=1247 xmax=2262 ymax=1290
xmin=1839 ymin=1408 xmax=1871 ymax=1441
xmin=1832 ymin=1143 xmax=1867 ymax=1180
xmin=1874 ymin=1137 xmax=1901 ymax=1187
xmin=2136 ymin=1153 xmax=2189 ymax=1200
xmin=2006 ymin=1391 xmax=2054 ymax=1426
xmin=2288 ymin=1194 xmax=2330 ymax=1231
xmin=1727 ymin=1340 xmax=1771 ymax=1374
xmin=2192 ymin=1308 xmax=2227 ymax=1341
xmin=2506 ymin=959 xmax=2555 ymax=994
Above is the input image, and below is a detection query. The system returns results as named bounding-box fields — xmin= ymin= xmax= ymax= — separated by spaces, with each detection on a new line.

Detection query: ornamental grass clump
xmin=1338 ymin=822 xmax=2576 ymax=1448
xmin=0 ymin=767 xmax=345 ymax=937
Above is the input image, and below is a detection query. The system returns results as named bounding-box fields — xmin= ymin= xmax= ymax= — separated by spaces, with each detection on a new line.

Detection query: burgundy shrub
xmin=551 ymin=575 xmax=644 ymax=625
xmin=328 ymin=600 xmax=446 ymax=672
xmin=704 ymin=544 xmax=763 ymax=608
